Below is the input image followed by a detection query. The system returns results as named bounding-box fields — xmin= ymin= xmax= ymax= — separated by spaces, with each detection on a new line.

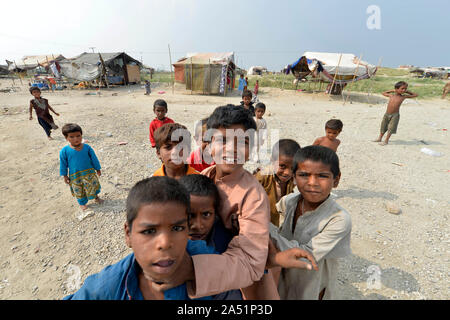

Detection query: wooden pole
xmin=190 ymin=57 xmax=193 ymax=95
xmin=208 ymin=58 xmax=211 ymax=95
xmin=98 ymin=52 xmax=109 ymax=89
xmin=367 ymin=56 xmax=383 ymax=103
xmin=14 ymin=60 xmax=23 ymax=85
xmin=168 ymin=44 xmax=174 ymax=94
xmin=328 ymin=53 xmax=342 ymax=98
xmin=343 ymin=54 xmax=363 ymax=105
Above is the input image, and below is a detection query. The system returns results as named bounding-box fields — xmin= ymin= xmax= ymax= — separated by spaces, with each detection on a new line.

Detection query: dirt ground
xmin=0 ymin=79 xmax=448 ymax=300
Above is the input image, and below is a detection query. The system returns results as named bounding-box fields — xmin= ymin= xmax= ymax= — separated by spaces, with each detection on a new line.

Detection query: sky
xmin=0 ymin=0 xmax=448 ymax=71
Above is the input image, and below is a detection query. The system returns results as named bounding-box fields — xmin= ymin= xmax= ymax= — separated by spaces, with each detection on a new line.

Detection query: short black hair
xmin=29 ymin=86 xmax=40 ymax=94
xmin=293 ymin=145 xmax=340 ymax=178
xmin=153 ymin=99 xmax=168 ymax=110
xmin=178 ymin=175 xmax=220 ymax=215
xmin=62 ymin=123 xmax=83 ymax=137
xmin=255 ymin=102 xmax=266 ymax=111
xmin=207 ymin=104 xmax=256 ymax=131
xmin=395 ymin=81 xmax=408 ymax=89
xmin=242 ymin=90 xmax=252 ymax=98
xmin=126 ymin=176 xmax=190 ymax=231
xmin=271 ymin=139 xmax=301 ymax=161
xmin=325 ymin=119 xmax=343 ymax=131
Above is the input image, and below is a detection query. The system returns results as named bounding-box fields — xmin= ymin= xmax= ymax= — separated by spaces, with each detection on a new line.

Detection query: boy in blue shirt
xmin=64 ymin=176 xmax=221 ymax=300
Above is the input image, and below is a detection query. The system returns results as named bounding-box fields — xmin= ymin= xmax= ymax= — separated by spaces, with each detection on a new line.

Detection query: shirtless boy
xmin=373 ymin=81 xmax=418 ymax=145
xmin=313 ymin=119 xmax=343 ymax=152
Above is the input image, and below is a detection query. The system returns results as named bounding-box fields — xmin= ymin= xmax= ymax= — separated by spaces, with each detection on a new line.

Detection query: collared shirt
xmin=270 ymin=193 xmax=352 ymax=300
xmin=152 ymin=164 xmax=199 ymax=177
xmin=188 ymin=165 xmax=279 ymax=299
xmin=63 ymin=240 xmax=216 ymax=300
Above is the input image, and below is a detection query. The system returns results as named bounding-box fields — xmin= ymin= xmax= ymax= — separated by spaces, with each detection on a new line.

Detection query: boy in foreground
xmin=373 ymin=81 xmax=418 ymax=145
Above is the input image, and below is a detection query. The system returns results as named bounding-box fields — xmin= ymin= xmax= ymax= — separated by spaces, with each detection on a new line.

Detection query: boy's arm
xmin=29 ymin=102 xmax=33 ymax=120
xmin=187 ymin=191 xmax=270 ymax=298
xmin=382 ymin=90 xmax=394 ymax=98
xmin=47 ymin=102 xmax=59 ymax=115
xmin=149 ymin=122 xmax=156 ymax=147
xmin=269 ymin=212 xmax=351 ymax=264
xmin=404 ymin=91 xmax=418 ymax=99
xmin=59 ymin=149 xmax=69 ymax=177
xmin=312 ymin=137 xmax=322 ymax=146
xmin=87 ymin=145 xmax=101 ymax=171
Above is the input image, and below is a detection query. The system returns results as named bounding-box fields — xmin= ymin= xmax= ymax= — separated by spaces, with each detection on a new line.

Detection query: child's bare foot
xmin=379 ymin=141 xmax=388 ymax=146
xmin=48 ymin=136 xmax=54 ymax=140
xmin=372 ymin=139 xmax=381 ymax=142
xmin=80 ymin=204 xmax=88 ymax=210
xmin=95 ymin=197 xmax=104 ymax=204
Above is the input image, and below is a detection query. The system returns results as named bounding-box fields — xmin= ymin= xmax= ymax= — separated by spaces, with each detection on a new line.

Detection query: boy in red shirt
xmin=149 ymin=99 xmax=174 ymax=148
xmin=188 ymin=118 xmax=215 ymax=172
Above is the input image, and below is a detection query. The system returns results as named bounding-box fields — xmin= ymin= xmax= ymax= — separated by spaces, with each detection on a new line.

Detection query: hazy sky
xmin=0 ymin=0 xmax=448 ymax=71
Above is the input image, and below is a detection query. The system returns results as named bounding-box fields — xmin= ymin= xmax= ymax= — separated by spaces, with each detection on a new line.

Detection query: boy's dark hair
xmin=178 ymin=175 xmax=220 ymax=216
xmin=271 ymin=139 xmax=301 ymax=161
xmin=242 ymin=90 xmax=252 ymax=98
xmin=153 ymin=99 xmax=168 ymax=110
xmin=325 ymin=119 xmax=343 ymax=131
xmin=154 ymin=122 xmax=191 ymax=151
xmin=395 ymin=81 xmax=408 ymax=89
xmin=255 ymin=102 xmax=266 ymax=111
xmin=293 ymin=145 xmax=340 ymax=178
xmin=29 ymin=86 xmax=40 ymax=94
xmin=207 ymin=104 xmax=256 ymax=131
xmin=126 ymin=176 xmax=190 ymax=231
xmin=62 ymin=123 xmax=83 ymax=137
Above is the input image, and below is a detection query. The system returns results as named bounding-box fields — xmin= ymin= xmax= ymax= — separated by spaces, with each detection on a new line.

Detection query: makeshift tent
xmin=22 ymin=54 xmax=65 ymax=68
xmin=173 ymin=52 xmax=236 ymax=95
xmin=0 ymin=65 xmax=9 ymax=75
xmin=247 ymin=66 xmax=267 ymax=75
xmin=59 ymin=52 xmax=142 ymax=84
xmin=409 ymin=67 xmax=448 ymax=79
xmin=286 ymin=52 xmax=377 ymax=84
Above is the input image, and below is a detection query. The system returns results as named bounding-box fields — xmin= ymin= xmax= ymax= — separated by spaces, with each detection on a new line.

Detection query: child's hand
xmin=96 ymin=170 xmax=101 ymax=176
xmin=55 ymin=112 xmax=60 ymax=116
xmin=274 ymin=248 xmax=319 ymax=271
xmin=63 ymin=176 xmax=70 ymax=184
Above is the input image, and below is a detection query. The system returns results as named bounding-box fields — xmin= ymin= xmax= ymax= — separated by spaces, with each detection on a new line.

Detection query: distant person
xmin=28 ymin=86 xmax=60 ymax=140
xmin=144 ymin=80 xmax=151 ymax=95
xmin=149 ymin=99 xmax=174 ymax=148
xmin=64 ymin=176 xmax=225 ymax=300
xmin=244 ymin=77 xmax=249 ymax=91
xmin=60 ymin=123 xmax=103 ymax=211
xmin=373 ymin=81 xmax=418 ymax=145
xmin=270 ymin=146 xmax=351 ymax=300
xmin=253 ymin=103 xmax=267 ymax=162
xmin=313 ymin=119 xmax=343 ymax=152
xmin=152 ymin=123 xmax=199 ymax=179
xmin=254 ymin=79 xmax=259 ymax=96
xmin=240 ymin=90 xmax=255 ymax=116
xmin=238 ymin=74 xmax=245 ymax=95
xmin=442 ymin=81 xmax=450 ymax=99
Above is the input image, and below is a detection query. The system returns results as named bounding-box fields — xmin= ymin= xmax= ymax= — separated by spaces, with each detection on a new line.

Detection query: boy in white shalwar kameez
xmin=269 ymin=145 xmax=352 ymax=300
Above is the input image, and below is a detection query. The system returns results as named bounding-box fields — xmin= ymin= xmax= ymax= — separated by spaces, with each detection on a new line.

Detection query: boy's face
xmin=295 ymin=160 xmax=340 ymax=205
xmin=325 ymin=128 xmax=341 ymax=141
xmin=157 ymin=141 xmax=188 ymax=170
xmin=188 ymin=195 xmax=215 ymax=241
xmin=124 ymin=202 xmax=188 ymax=283
xmin=66 ymin=131 xmax=83 ymax=147
xmin=273 ymin=154 xmax=294 ymax=183
xmin=210 ymin=124 xmax=250 ymax=176
xmin=395 ymin=85 xmax=408 ymax=95
xmin=31 ymin=90 xmax=41 ymax=98
xmin=255 ymin=108 xmax=265 ymax=119
xmin=242 ymin=96 xmax=252 ymax=106
xmin=154 ymin=106 xmax=167 ymax=120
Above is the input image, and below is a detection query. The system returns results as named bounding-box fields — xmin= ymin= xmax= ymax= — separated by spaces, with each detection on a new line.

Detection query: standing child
xmin=240 ymin=90 xmax=255 ymax=115
xmin=244 ymin=77 xmax=249 ymax=91
xmin=60 ymin=123 xmax=103 ymax=210
xmin=254 ymin=139 xmax=301 ymax=227
xmin=270 ymin=146 xmax=352 ymax=300
xmin=144 ymin=80 xmax=151 ymax=95
xmin=149 ymin=99 xmax=174 ymax=148
xmin=153 ymin=123 xmax=200 ymax=179
xmin=313 ymin=119 xmax=343 ymax=152
xmin=28 ymin=86 xmax=60 ymax=140
xmin=373 ymin=81 xmax=418 ymax=145
xmin=64 ymin=176 xmax=226 ymax=300
xmin=188 ymin=118 xmax=215 ymax=172
xmin=253 ymin=103 xmax=267 ymax=162
xmin=238 ymin=74 xmax=245 ymax=95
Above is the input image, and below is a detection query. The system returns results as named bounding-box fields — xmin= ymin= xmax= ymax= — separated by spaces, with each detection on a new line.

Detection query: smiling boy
xmin=270 ymin=146 xmax=352 ymax=299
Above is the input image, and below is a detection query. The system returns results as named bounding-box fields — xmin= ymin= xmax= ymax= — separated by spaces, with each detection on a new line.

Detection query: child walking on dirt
xmin=373 ymin=81 xmax=418 ymax=145
xmin=28 ymin=86 xmax=60 ymax=140
xmin=60 ymin=123 xmax=104 ymax=210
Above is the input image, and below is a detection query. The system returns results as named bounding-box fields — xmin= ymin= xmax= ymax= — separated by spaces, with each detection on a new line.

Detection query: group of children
xmin=25 ymin=79 xmax=417 ymax=300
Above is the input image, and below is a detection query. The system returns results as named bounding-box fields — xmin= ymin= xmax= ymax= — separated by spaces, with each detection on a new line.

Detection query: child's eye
xmin=172 ymin=225 xmax=185 ymax=232
xmin=319 ymin=174 xmax=331 ymax=178
xmin=142 ymin=228 xmax=156 ymax=235
xmin=202 ymin=212 xmax=212 ymax=218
